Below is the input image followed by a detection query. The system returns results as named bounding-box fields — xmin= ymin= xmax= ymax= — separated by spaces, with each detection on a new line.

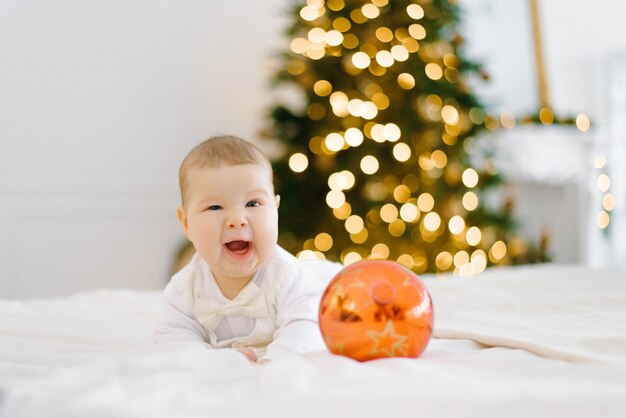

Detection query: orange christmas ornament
xmin=319 ymin=260 xmax=434 ymax=361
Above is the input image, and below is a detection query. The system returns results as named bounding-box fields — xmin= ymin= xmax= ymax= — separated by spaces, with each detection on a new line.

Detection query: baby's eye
xmin=246 ymin=200 xmax=260 ymax=208
xmin=207 ymin=205 xmax=222 ymax=211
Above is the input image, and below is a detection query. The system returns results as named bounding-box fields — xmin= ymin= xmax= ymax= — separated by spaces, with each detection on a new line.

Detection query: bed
xmin=1 ymin=263 xmax=625 ymax=418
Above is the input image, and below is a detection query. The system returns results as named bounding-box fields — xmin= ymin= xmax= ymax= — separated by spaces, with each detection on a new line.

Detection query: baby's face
xmin=179 ymin=163 xmax=278 ymax=286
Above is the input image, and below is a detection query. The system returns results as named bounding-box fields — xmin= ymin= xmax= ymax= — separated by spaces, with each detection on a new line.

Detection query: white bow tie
xmin=194 ymin=282 xmax=268 ymax=331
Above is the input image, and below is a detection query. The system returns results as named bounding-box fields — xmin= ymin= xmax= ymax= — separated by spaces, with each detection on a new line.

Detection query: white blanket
xmin=1 ymin=264 xmax=625 ymax=418
xmin=428 ymin=264 xmax=626 ymax=365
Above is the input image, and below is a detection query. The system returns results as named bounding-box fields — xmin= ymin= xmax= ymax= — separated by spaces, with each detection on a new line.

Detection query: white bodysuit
xmin=154 ymin=245 xmax=326 ymax=360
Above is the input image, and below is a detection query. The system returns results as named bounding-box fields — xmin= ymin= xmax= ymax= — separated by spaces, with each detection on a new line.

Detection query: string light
xmin=313 ymin=80 xmax=333 ymax=96
xmin=406 ymin=4 xmax=424 ymax=19
xmin=288 ymin=153 xmax=309 ymax=173
xmin=361 ymin=4 xmax=380 ymax=19
xmin=375 ymin=50 xmax=394 ymax=67
xmin=327 ymin=0 xmax=345 ymax=12
xmin=418 ymin=153 xmax=435 ymax=171
xmin=388 ymin=219 xmax=405 ymax=236
xmin=423 ymin=212 xmax=441 ymax=232
xmin=325 ymin=30 xmax=344 ymax=46
xmin=594 ymin=156 xmax=607 ymax=169
xmin=576 ymin=114 xmax=590 ymax=132
xmin=345 ymin=215 xmax=364 ymax=234
xmin=371 ymin=243 xmax=390 ymax=259
xmin=329 ymin=19 xmax=347 ymax=34
xmin=326 ymin=190 xmax=346 ymax=208
xmin=391 ymin=185 xmax=409 ymax=204
xmin=383 ymin=123 xmax=401 ymax=141
xmin=342 ymin=251 xmax=362 ymax=265
xmin=399 ymin=202 xmax=419 ymax=222
xmin=297 ymin=249 xmax=325 ymax=260
xmin=344 ymin=127 xmax=364 ymax=146
xmin=290 ymin=38 xmax=308 ymax=54
xmin=603 ymin=193 xmax=615 ymax=211
xmin=360 ymin=155 xmax=379 ymax=174
xmin=539 ymin=107 xmax=554 ymax=125
xmin=308 ymin=136 xmax=323 ymax=154
xmin=286 ymin=59 xmax=306 ymax=75
xmin=441 ymin=105 xmax=459 ymax=125
xmin=448 ymin=215 xmax=465 ymax=235
xmin=350 ymin=228 xmax=368 ymax=244
xmin=300 ymin=5 xmax=322 ymax=21
xmin=392 ymin=142 xmax=411 ymax=162
xmin=431 ymin=150 xmax=447 ymax=168
xmin=425 ymin=63 xmax=443 ymax=80
xmin=391 ymin=45 xmax=409 ymax=61
xmin=489 ymin=240 xmax=507 ymax=262
xmin=375 ymin=27 xmax=394 ymax=42
xmin=329 ymin=91 xmax=349 ymax=116
xmin=453 ymin=251 xmax=469 ymax=268
xmin=333 ymin=202 xmax=352 ymax=220
xmin=362 ymin=101 xmax=379 ymax=119
xmin=370 ymin=124 xmax=385 ymax=143
xmin=314 ymin=233 xmax=333 ymax=251
xmin=417 ymin=193 xmax=435 ymax=212
xmin=436 ymin=251 xmax=452 ymax=270
xmin=597 ymin=173 xmax=611 ymax=192
xmin=380 ymin=203 xmax=399 ymax=223
xmin=397 ymin=73 xmax=415 ymax=89
xmin=325 ymin=132 xmax=344 ymax=152
xmin=350 ymin=8 xmax=367 ymax=23
xmin=462 ymin=168 xmax=479 ymax=188
xmin=352 ymin=51 xmax=371 ymax=69
xmin=307 ymin=27 xmax=326 ymax=43
xmin=443 ymin=53 xmax=459 ymax=68
xmin=347 ymin=98 xmax=364 ymax=116
xmin=397 ymin=254 xmax=414 ymax=269
xmin=408 ymin=23 xmax=426 ymax=40
xmin=466 ymin=226 xmax=482 ymax=246
xmin=500 ymin=112 xmax=516 ymax=129
xmin=597 ymin=211 xmax=610 ymax=229
xmin=371 ymin=92 xmax=390 ymax=109
xmin=594 ymin=154 xmax=613 ymax=230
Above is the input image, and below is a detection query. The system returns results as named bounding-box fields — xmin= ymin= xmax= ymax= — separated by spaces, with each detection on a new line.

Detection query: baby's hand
xmin=257 ymin=359 xmax=271 ymax=365
xmin=236 ymin=347 xmax=257 ymax=363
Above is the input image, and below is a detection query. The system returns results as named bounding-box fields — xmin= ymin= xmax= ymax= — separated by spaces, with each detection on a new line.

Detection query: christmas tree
xmin=267 ymin=0 xmax=545 ymax=275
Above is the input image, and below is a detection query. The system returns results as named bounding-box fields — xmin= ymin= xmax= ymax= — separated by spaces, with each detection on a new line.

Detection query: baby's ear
xmin=274 ymin=195 xmax=281 ymax=208
xmin=176 ymin=206 xmax=190 ymax=237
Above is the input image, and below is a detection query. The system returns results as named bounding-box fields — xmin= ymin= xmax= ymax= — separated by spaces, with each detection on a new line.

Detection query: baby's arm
xmin=261 ymin=270 xmax=326 ymax=361
xmin=154 ymin=282 xmax=207 ymax=344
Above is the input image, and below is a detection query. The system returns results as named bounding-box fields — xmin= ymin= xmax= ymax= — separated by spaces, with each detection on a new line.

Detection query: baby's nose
xmin=227 ymin=214 xmax=247 ymax=229
xmin=228 ymin=220 xmax=247 ymax=228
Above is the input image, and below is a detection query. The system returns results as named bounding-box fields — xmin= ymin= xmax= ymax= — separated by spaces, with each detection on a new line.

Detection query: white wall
xmin=0 ymin=0 xmax=286 ymax=297
xmin=1 ymin=0 xmax=624 ymax=297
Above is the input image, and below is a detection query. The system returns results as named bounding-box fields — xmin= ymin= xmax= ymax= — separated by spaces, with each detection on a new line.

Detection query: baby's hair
xmin=179 ymin=135 xmax=272 ymax=205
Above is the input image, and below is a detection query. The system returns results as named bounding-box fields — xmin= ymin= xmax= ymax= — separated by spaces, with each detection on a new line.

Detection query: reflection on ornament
xmin=319 ymin=260 xmax=434 ymax=361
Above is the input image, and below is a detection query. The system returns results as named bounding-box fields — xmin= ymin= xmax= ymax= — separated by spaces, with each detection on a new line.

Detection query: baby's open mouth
xmin=225 ymin=240 xmax=250 ymax=255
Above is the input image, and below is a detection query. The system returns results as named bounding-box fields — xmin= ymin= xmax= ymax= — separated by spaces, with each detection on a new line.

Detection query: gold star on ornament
xmin=324 ymin=335 xmax=345 ymax=355
xmin=330 ymin=277 xmax=366 ymax=296
xmin=402 ymin=274 xmax=417 ymax=288
xmin=366 ymin=319 xmax=408 ymax=357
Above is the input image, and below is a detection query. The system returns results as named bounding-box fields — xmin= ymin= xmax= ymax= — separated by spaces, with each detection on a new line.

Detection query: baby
xmin=154 ymin=135 xmax=326 ymax=363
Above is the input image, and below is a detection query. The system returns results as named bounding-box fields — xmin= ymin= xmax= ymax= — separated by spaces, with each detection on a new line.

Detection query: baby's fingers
xmin=236 ymin=347 xmax=257 ymax=363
